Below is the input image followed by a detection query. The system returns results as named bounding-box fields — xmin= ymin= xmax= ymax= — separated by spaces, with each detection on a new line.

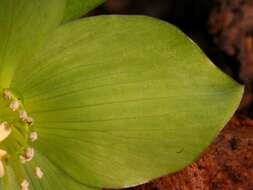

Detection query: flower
xmin=0 ymin=0 xmax=243 ymax=190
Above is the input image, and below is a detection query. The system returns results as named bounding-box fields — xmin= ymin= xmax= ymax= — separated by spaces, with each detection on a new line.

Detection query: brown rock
xmin=209 ymin=0 xmax=253 ymax=82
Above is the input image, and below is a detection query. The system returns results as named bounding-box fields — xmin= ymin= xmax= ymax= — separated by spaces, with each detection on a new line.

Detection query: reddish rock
xmin=209 ymin=0 xmax=253 ymax=82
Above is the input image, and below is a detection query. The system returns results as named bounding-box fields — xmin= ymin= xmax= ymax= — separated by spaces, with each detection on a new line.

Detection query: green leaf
xmin=0 ymin=0 xmax=66 ymax=88
xmin=11 ymin=16 xmax=243 ymax=188
xmin=62 ymin=0 xmax=105 ymax=23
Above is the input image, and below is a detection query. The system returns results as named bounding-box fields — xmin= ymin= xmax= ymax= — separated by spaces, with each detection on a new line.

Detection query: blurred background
xmin=88 ymin=0 xmax=253 ymax=118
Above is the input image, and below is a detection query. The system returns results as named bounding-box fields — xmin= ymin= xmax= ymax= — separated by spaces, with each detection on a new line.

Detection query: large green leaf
xmin=62 ymin=0 xmax=105 ymax=23
xmin=11 ymin=16 xmax=243 ymax=189
xmin=0 ymin=0 xmax=66 ymax=88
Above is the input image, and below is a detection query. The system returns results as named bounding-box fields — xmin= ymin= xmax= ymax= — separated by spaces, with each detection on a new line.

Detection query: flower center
xmin=0 ymin=88 xmax=34 ymax=158
xmin=0 ymin=88 xmax=42 ymax=188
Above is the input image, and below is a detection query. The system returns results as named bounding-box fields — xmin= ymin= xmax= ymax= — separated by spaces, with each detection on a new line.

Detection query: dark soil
xmin=126 ymin=116 xmax=253 ymax=190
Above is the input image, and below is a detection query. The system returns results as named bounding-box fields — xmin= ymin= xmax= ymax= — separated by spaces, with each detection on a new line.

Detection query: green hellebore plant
xmin=0 ymin=0 xmax=243 ymax=190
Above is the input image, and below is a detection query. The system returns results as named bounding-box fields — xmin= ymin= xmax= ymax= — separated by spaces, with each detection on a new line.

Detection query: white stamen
xmin=25 ymin=147 xmax=34 ymax=162
xmin=9 ymin=100 xmax=20 ymax=111
xmin=0 ymin=149 xmax=7 ymax=158
xmin=0 ymin=122 xmax=11 ymax=142
xmin=20 ymin=148 xmax=34 ymax=163
xmin=29 ymin=132 xmax=38 ymax=142
xmin=19 ymin=111 xmax=33 ymax=126
xmin=0 ymin=150 xmax=7 ymax=177
xmin=3 ymin=90 xmax=12 ymax=100
xmin=19 ymin=111 xmax=28 ymax=121
xmin=26 ymin=116 xmax=33 ymax=126
xmin=35 ymin=167 xmax=43 ymax=179
xmin=0 ymin=160 xmax=5 ymax=178
xmin=20 ymin=179 xmax=29 ymax=190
